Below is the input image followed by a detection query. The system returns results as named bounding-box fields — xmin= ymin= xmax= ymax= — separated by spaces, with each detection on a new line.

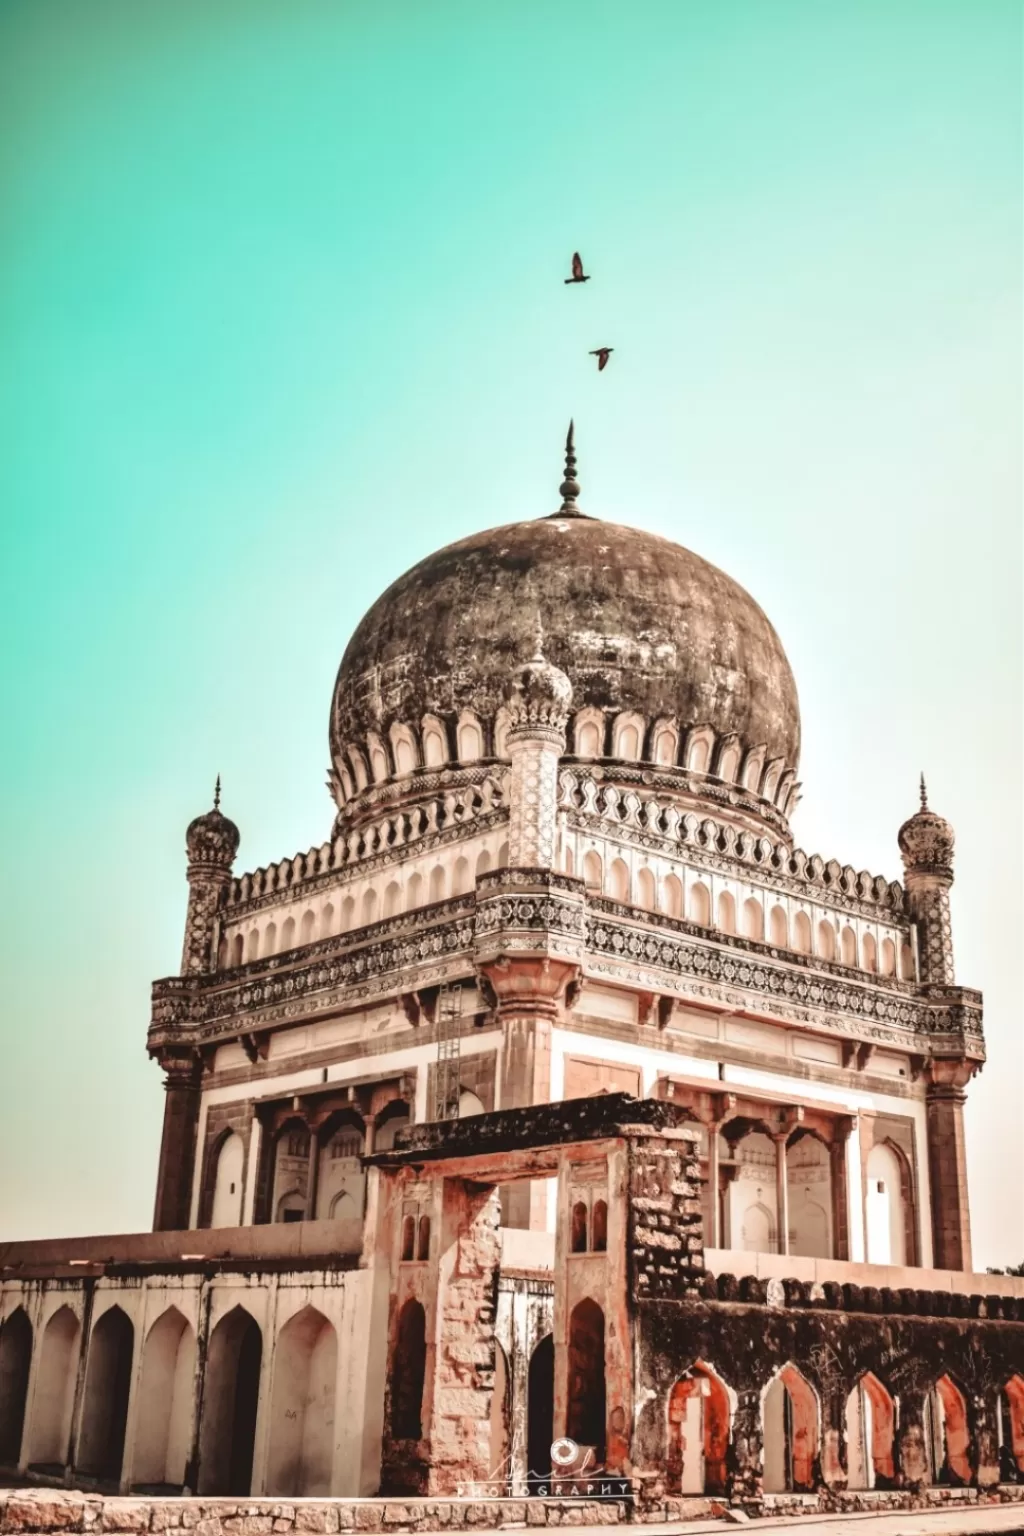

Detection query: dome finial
xmin=558 ymin=419 xmax=582 ymax=514
xmin=214 ymin=773 xmax=222 ymax=811
xmin=531 ymin=610 xmax=545 ymax=661
xmin=919 ymin=772 xmax=927 ymax=810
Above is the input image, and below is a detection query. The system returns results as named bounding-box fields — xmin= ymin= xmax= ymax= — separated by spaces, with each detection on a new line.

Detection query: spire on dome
xmin=214 ymin=773 xmax=222 ymax=811
xmin=558 ymin=420 xmax=582 ymax=515
xmin=531 ymin=611 xmax=545 ymax=660
xmin=919 ymin=772 xmax=928 ymax=810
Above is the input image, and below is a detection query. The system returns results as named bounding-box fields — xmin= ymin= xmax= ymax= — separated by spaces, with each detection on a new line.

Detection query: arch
xmin=280 ymin=915 xmax=296 ymax=952
xmin=389 ymin=1300 xmax=426 ymax=1441
xmin=566 ymin=1299 xmax=605 ymax=1459
xmin=341 ymin=894 xmax=356 ymax=932
xmin=428 ymin=865 xmax=446 ymax=903
xmin=583 ymin=850 xmax=603 ymax=892
xmin=132 ymin=1307 xmax=196 ymax=1490
xmin=266 ymin=1306 xmax=338 ymax=1496
xmin=527 ymin=1335 xmax=555 ymax=1487
xmin=926 ymin=1374 xmax=971 ymax=1485
xmin=210 ymin=1131 xmax=245 ymax=1229
xmin=401 ymin=1214 xmax=416 ymax=1262
xmin=0 ymin=1307 xmax=32 ymax=1468
xmin=458 ymin=1090 xmax=485 ymax=1118
xmin=453 ymin=856 xmax=472 ymax=896
xmin=865 ymin=1142 xmax=908 ymax=1266
xmin=880 ymin=937 xmax=896 ymax=976
xmin=230 ymin=932 xmax=244 ymax=968
xmin=475 ymin=848 xmax=492 ymax=878
xmin=417 ymin=1215 xmax=431 ymax=1261
xmin=1002 ymin=1375 xmax=1024 ymax=1478
xmin=688 ymin=881 xmax=711 ymax=927
xmin=198 ymin=1307 xmax=262 ymax=1495
xmin=769 ymin=905 xmax=788 ymax=948
xmin=652 ymin=720 xmax=678 ymax=767
xmin=862 ymin=933 xmax=878 ymax=973
xmin=845 ymin=1372 xmax=895 ymax=1490
xmin=574 ymin=709 xmax=604 ymax=758
xmin=272 ymin=1120 xmax=310 ymax=1223
xmin=245 ymin=927 xmax=259 ymax=963
xmin=667 ymin=1361 xmax=730 ymax=1495
xmin=717 ymin=742 xmax=741 ymax=783
xmin=421 ymin=715 xmax=448 ymax=767
xmin=456 ymin=712 xmax=484 ymax=763
xmin=314 ymin=1119 xmax=365 ymax=1242
xmin=686 ymin=728 xmax=713 ymax=774
xmin=592 ymin=1200 xmax=608 ymax=1253
xmin=368 ymin=734 xmax=389 ymax=784
xmin=608 ymin=858 xmax=630 ymax=904
xmin=262 ymin=921 xmax=278 ymax=959
xmin=763 ymin=1363 xmax=819 ymax=1492
xmin=717 ymin=890 xmax=736 ymax=935
xmin=374 ymin=1103 xmax=411 ymax=1152
xmin=841 ymin=926 xmax=858 ymax=967
xmin=787 ymin=1133 xmax=833 ymax=1260
xmin=78 ymin=1305 xmax=134 ymax=1483
xmin=390 ymin=724 xmax=418 ymax=777
xmin=571 ymin=1202 xmax=588 ymax=1253
xmin=636 ymin=867 xmax=656 ymax=910
xmin=361 ymin=887 xmax=378 ymax=925
xmin=497 ymin=840 xmax=509 ymax=869
xmin=612 ymin=712 xmax=644 ymax=761
xmin=563 ymin=841 xmax=575 ymax=875
xmin=741 ymin=1200 xmax=775 ymax=1254
xmin=741 ymin=897 xmax=764 ymax=941
xmin=25 ymin=1305 xmax=79 ymax=1468
xmin=382 ymin=880 xmax=402 ymax=919
xmin=817 ymin=919 xmax=836 ymax=961
xmin=664 ymin=872 xmax=683 ymax=919
xmin=900 ymin=942 xmax=916 ymax=981
xmin=793 ymin=911 xmax=812 ymax=954
xmin=406 ymin=871 xmax=424 ymax=912
xmin=348 ymin=746 xmax=369 ymax=792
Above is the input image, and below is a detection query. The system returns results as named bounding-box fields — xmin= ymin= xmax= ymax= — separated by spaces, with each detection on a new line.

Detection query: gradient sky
xmin=0 ymin=1 xmax=1020 ymax=1263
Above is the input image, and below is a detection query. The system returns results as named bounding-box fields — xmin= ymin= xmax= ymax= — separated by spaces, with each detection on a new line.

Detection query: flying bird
xmin=590 ymin=347 xmax=614 ymax=371
xmin=564 ymin=252 xmax=590 ymax=284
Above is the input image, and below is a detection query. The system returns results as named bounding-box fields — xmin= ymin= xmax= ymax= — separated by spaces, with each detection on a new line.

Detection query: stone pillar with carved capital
xmin=925 ymin=1058 xmax=975 ymax=1271
xmin=152 ymin=1049 xmax=203 ymax=1231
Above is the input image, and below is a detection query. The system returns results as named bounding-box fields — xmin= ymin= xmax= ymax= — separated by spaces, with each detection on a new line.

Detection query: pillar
xmin=773 ymin=1132 xmax=790 ymax=1256
xmin=830 ymin=1116 xmax=856 ymax=1261
xmin=898 ymin=778 xmax=955 ymax=986
xmin=152 ymin=1051 xmax=202 ymax=1232
xmin=925 ymin=1059 xmax=975 ymax=1272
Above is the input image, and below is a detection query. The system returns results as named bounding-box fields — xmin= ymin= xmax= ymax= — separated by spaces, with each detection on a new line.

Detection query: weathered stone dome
xmin=329 ymin=500 xmax=801 ymax=827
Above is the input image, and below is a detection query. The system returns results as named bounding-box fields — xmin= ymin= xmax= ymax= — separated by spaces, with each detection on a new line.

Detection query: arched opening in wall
xmin=793 ymin=912 xmax=811 ymax=954
xmin=717 ymin=891 xmax=736 ymax=935
xmin=266 ymin=1306 xmax=338 ymax=1496
xmin=25 ymin=1306 xmax=79 ymax=1470
xmin=763 ymin=1364 xmax=819 ymax=1492
xmin=422 ymin=722 xmax=447 ymax=767
xmin=880 ymin=938 xmax=896 ymax=976
xmin=132 ymin=1307 xmax=196 ymax=1491
xmin=741 ymin=897 xmax=764 ymax=941
xmin=566 ymin=1299 xmax=605 ymax=1461
xmin=925 ymin=1375 xmax=971 ymax=1486
xmin=458 ymin=1090 xmax=485 ymax=1118
xmin=614 ymin=719 xmax=641 ymax=760
xmin=817 ymin=920 xmax=836 ymax=961
xmin=361 ymin=888 xmax=378 ymax=926
xmin=845 ymin=1372 xmax=895 ymax=1491
xmin=230 ymin=933 xmax=244 ymax=968
xmin=576 ymin=720 xmax=602 ymax=757
xmin=571 ymin=1202 xmax=588 ymax=1253
xmin=453 ymin=856 xmax=472 ymax=896
xmin=769 ymin=905 xmax=788 ymax=948
xmin=272 ymin=1121 xmax=310 ymax=1222
xmin=786 ymin=1132 xmax=833 ymax=1260
xmin=862 ymin=933 xmax=877 ymax=973
xmin=841 ymin=927 xmax=858 ymax=967
xmin=497 ymin=841 xmax=509 ymax=869
xmin=457 ymin=716 xmax=484 ymax=763
xmin=300 ymin=910 xmax=316 ymax=945
xmin=198 ymin=1307 xmax=262 ymax=1496
xmin=664 ymin=873 xmax=683 ymax=919
xmin=717 ymin=746 xmax=740 ymax=783
xmin=583 ymin=851 xmax=603 ymax=893
xmin=393 ymin=733 xmax=417 ymax=776
xmin=389 ymin=1300 xmax=426 ymax=1442
xmin=608 ymin=858 xmax=630 ymax=903
xmin=383 ymin=881 xmax=401 ymax=918
xmin=1001 ymin=1375 xmax=1024 ymax=1479
xmin=314 ymin=1116 xmax=365 ymax=1247
xmin=210 ymin=1131 xmax=245 ymax=1229
xmin=653 ymin=726 xmax=677 ymax=766
xmin=429 ymin=866 xmax=446 ymax=903
xmin=406 ymin=872 xmax=423 ymax=911
xmin=417 ymin=1216 xmax=431 ymax=1261
xmin=401 ymin=1215 xmax=415 ymax=1262
xmin=0 ymin=1308 xmax=32 ymax=1468
xmin=637 ymin=867 xmax=656 ymax=910
xmin=374 ymin=1102 xmax=411 ymax=1152
xmin=262 ymin=921 xmax=277 ymax=958
xmin=900 ymin=943 xmax=916 ymax=981
xmin=687 ymin=736 xmax=710 ymax=774
xmin=280 ymin=916 xmax=296 ymax=952
xmin=688 ymin=882 xmax=710 ymax=927
xmin=245 ymin=928 xmax=259 ymax=963
xmin=341 ymin=896 xmax=356 ymax=932
xmin=489 ymin=1342 xmax=511 ymax=1493
xmin=527 ymin=1335 xmax=554 ymax=1489
xmin=476 ymin=849 xmax=492 ymax=878
xmin=592 ymin=1200 xmax=608 ymax=1252
xmin=369 ymin=742 xmax=389 ymax=783
xmin=666 ymin=1362 xmax=730 ymax=1495
xmin=865 ymin=1142 xmax=909 ymax=1266
xmin=725 ymin=1125 xmax=777 ymax=1253
xmin=77 ymin=1306 xmax=134 ymax=1484
xmin=563 ymin=842 xmax=575 ymax=875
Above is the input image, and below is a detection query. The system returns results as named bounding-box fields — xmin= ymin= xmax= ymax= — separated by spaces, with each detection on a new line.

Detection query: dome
xmin=898 ymin=777 xmax=954 ymax=879
xmin=186 ymin=778 xmax=240 ymax=871
xmin=329 ymin=437 xmax=800 ymax=826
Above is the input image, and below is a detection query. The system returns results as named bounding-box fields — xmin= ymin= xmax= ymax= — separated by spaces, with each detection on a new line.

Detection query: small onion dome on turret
xmin=898 ymin=775 xmax=954 ymax=880
xmin=505 ymin=618 xmax=573 ymax=740
xmin=185 ymin=777 xmax=240 ymax=872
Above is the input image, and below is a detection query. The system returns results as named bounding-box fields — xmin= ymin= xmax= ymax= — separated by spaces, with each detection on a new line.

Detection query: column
xmin=773 ymin=1132 xmax=790 ymax=1256
xmin=706 ymin=1121 xmax=722 ymax=1249
xmin=925 ymin=1060 xmax=975 ymax=1271
xmin=304 ymin=1132 xmax=320 ymax=1221
xmin=152 ymin=1052 xmax=202 ymax=1232
xmin=830 ymin=1116 xmax=856 ymax=1261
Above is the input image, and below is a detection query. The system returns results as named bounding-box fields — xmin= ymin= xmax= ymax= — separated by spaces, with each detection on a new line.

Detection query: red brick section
xmin=925 ymin=1059 xmax=975 ymax=1272
xmin=151 ymin=1053 xmax=202 ymax=1232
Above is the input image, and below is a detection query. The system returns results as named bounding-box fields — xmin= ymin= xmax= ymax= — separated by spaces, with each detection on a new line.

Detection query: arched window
xmin=787 ymin=1132 xmax=833 ymax=1259
xmin=230 ymin=933 xmax=244 ymax=968
xmin=664 ymin=873 xmax=683 ymax=919
xmin=341 ymin=895 xmax=355 ymax=932
xmin=718 ymin=745 xmax=740 ymax=783
xmin=392 ymin=729 xmax=417 ymax=776
xmin=880 ymin=937 xmax=896 ymax=976
xmin=817 ymin=920 xmax=836 ymax=961
xmin=652 ymin=723 xmax=677 ymax=766
xmin=688 ymin=882 xmax=711 ymax=927
xmin=476 ymin=848 xmax=492 ymax=878
xmin=390 ymin=1300 xmax=427 ymax=1441
xmin=401 ymin=1215 xmax=416 ymax=1262
xmin=245 ymin=928 xmax=259 ymax=963
xmin=417 ymin=1216 xmax=431 ymax=1261
xmin=717 ymin=891 xmax=736 ymax=935
xmin=456 ymin=714 xmax=483 ymax=762
xmin=608 ymin=858 xmax=630 ymax=903
xmin=637 ymin=867 xmax=656 ymax=910
xmin=763 ymin=1364 xmax=819 ymax=1492
xmin=583 ymin=850 xmax=603 ymax=892
xmin=900 ymin=942 xmax=916 ymax=981
xmin=321 ymin=903 xmax=335 ymax=938
xmin=862 ymin=933 xmax=877 ymax=973
xmin=571 ymin=1202 xmax=588 ymax=1253
xmin=575 ymin=717 xmax=603 ymax=757
xmin=369 ymin=741 xmax=389 ymax=783
xmin=687 ymin=733 xmax=712 ymax=773
xmin=300 ymin=909 xmax=316 ymax=945
xmin=793 ymin=911 xmax=811 ymax=954
xmin=422 ymin=718 xmax=448 ymax=767
xmin=280 ymin=916 xmax=296 ymax=952
xmin=383 ymin=881 xmax=401 ymax=918
xmin=613 ymin=716 xmax=642 ymax=760
xmin=497 ymin=840 xmax=509 ymax=868
xmin=845 ymin=1372 xmax=896 ymax=1490
xmin=361 ymin=888 xmax=378 ymax=925
xmin=841 ymin=926 xmax=858 ymax=967
xmin=429 ymin=865 xmax=446 ymax=903
xmin=262 ymin=921 xmax=277 ymax=958
xmin=769 ymin=905 xmax=788 ymax=948
xmin=741 ymin=897 xmax=764 ymax=941
xmin=406 ymin=872 xmax=423 ymax=911
xmin=592 ymin=1200 xmax=608 ymax=1252
xmin=453 ymin=856 xmax=472 ymax=895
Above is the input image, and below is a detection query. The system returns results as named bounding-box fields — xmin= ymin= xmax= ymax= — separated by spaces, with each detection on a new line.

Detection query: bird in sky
xmin=564 ymin=252 xmax=590 ymax=284
xmin=590 ymin=347 xmax=614 ymax=371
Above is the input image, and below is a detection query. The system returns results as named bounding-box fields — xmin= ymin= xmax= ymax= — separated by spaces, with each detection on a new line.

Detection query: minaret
xmin=504 ymin=616 xmax=573 ymax=868
xmin=898 ymin=774 xmax=955 ymax=985
xmin=180 ymin=775 xmax=240 ymax=975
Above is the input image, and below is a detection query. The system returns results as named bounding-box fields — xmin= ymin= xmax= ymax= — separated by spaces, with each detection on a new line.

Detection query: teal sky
xmin=0 ymin=2 xmax=1020 ymax=1262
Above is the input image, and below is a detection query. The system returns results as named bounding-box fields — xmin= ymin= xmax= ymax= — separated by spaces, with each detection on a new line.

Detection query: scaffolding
xmin=433 ymin=983 xmax=463 ymax=1121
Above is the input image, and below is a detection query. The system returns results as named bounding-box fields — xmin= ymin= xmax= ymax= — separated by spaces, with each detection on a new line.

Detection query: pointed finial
xmin=919 ymin=772 xmax=928 ymax=811
xmin=531 ymin=611 xmax=545 ymax=660
xmin=558 ymin=419 xmax=581 ymax=513
xmin=214 ymin=774 xmax=222 ymax=811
